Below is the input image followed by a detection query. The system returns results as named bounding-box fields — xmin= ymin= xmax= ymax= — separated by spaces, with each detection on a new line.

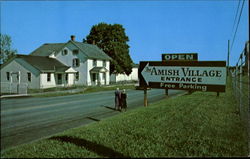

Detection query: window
xmin=73 ymin=58 xmax=80 ymax=67
xmin=75 ymin=72 xmax=79 ymax=81
xmin=47 ymin=73 xmax=51 ymax=82
xmin=93 ymin=59 xmax=97 ymax=67
xmin=103 ymin=60 xmax=106 ymax=67
xmin=62 ymin=49 xmax=68 ymax=56
xmin=6 ymin=72 xmax=10 ymax=81
xmin=73 ymin=49 xmax=79 ymax=55
xmin=27 ymin=72 xmax=31 ymax=82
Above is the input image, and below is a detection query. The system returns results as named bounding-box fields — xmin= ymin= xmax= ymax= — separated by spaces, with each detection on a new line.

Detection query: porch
xmin=40 ymin=67 xmax=77 ymax=89
xmin=90 ymin=67 xmax=108 ymax=86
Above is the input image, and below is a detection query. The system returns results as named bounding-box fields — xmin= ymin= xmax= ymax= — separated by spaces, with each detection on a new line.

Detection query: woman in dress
xmin=121 ymin=89 xmax=127 ymax=112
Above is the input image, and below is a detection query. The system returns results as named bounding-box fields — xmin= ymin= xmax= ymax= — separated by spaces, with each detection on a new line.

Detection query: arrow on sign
xmin=141 ymin=63 xmax=151 ymax=85
xmin=141 ymin=63 xmax=182 ymax=85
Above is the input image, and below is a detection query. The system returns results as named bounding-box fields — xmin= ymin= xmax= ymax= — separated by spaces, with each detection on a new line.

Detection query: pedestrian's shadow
xmin=102 ymin=105 xmax=117 ymax=111
xmin=49 ymin=136 xmax=128 ymax=158
xmin=86 ymin=117 xmax=100 ymax=122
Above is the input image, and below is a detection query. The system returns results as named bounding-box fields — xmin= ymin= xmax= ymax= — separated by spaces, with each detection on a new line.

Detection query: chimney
xmin=71 ymin=35 xmax=75 ymax=41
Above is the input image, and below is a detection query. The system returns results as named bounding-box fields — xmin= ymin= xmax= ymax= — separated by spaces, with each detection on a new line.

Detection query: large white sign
xmin=141 ymin=63 xmax=226 ymax=85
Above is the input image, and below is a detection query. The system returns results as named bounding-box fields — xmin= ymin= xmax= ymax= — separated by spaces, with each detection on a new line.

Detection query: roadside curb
xmin=0 ymin=94 xmax=31 ymax=99
xmin=0 ymin=88 xmax=86 ymax=99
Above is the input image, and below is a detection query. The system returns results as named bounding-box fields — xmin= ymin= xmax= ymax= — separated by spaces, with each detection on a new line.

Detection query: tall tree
xmin=0 ymin=34 xmax=17 ymax=64
xmin=85 ymin=23 xmax=133 ymax=75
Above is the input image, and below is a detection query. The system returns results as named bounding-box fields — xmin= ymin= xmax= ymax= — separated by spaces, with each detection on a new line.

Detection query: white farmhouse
xmin=0 ymin=35 xmax=112 ymax=90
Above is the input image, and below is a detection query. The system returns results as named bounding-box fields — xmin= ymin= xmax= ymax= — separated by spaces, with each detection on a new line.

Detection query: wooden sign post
xmin=144 ymin=88 xmax=148 ymax=107
xmin=217 ymin=92 xmax=220 ymax=97
xmin=165 ymin=89 xmax=168 ymax=97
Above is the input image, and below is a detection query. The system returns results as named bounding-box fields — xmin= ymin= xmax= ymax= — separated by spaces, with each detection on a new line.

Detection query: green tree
xmin=84 ymin=23 xmax=133 ymax=75
xmin=0 ymin=34 xmax=17 ymax=64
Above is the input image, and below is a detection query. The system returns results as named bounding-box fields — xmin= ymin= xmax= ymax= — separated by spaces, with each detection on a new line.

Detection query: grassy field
xmin=30 ymin=84 xmax=136 ymax=97
xmin=28 ymin=82 xmax=137 ymax=93
xmin=28 ymin=85 xmax=86 ymax=93
xmin=1 ymin=83 xmax=248 ymax=157
xmin=83 ymin=85 xmax=135 ymax=94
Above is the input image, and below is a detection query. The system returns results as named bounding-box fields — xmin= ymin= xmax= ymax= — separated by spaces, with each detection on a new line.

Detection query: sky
xmin=0 ymin=0 xmax=249 ymax=66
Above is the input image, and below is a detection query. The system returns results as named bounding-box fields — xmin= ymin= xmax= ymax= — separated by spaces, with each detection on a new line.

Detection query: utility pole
xmin=227 ymin=40 xmax=230 ymax=76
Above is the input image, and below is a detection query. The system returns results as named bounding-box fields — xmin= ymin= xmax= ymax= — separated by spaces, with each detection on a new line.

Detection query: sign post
xmin=144 ymin=88 xmax=148 ymax=107
xmin=165 ymin=89 xmax=168 ymax=97
xmin=139 ymin=61 xmax=227 ymax=92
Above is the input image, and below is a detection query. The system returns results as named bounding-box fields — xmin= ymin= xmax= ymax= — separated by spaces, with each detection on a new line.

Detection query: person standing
xmin=114 ymin=88 xmax=121 ymax=111
xmin=121 ymin=89 xmax=127 ymax=112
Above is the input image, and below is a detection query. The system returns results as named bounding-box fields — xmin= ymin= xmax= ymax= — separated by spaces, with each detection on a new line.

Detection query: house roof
xmin=72 ymin=41 xmax=112 ymax=60
xmin=30 ymin=43 xmax=66 ymax=57
xmin=90 ymin=67 xmax=108 ymax=73
xmin=30 ymin=40 xmax=112 ymax=60
xmin=15 ymin=55 xmax=69 ymax=72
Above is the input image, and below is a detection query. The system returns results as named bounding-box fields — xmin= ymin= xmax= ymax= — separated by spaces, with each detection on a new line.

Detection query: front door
xmin=11 ymin=73 xmax=19 ymax=83
xmin=57 ymin=74 xmax=62 ymax=85
xmin=92 ymin=73 xmax=96 ymax=85
xmin=65 ymin=73 xmax=68 ymax=84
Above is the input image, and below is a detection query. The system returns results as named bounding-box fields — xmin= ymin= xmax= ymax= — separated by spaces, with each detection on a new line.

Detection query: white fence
xmin=0 ymin=82 xmax=28 ymax=95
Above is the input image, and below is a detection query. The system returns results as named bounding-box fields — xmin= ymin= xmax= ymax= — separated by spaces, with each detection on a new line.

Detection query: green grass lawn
xmin=30 ymin=84 xmax=136 ymax=97
xmin=83 ymin=84 xmax=135 ymax=93
xmin=1 ymin=84 xmax=248 ymax=157
xmin=27 ymin=85 xmax=86 ymax=93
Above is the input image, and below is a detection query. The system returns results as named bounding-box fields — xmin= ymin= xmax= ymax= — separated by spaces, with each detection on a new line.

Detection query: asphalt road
xmin=1 ymin=89 xmax=186 ymax=151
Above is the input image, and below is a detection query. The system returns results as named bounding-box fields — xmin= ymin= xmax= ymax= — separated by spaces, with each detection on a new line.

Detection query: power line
xmin=230 ymin=0 xmax=246 ymax=52
xmin=231 ymin=0 xmax=241 ymax=37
